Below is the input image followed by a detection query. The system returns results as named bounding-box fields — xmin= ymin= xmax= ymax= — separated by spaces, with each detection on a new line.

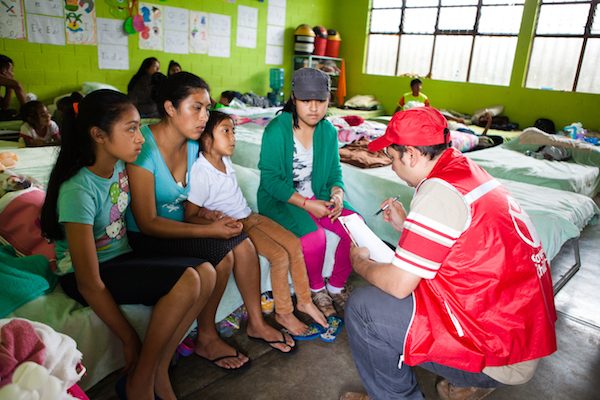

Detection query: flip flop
xmin=195 ymin=349 xmax=251 ymax=371
xmin=320 ymin=315 xmax=344 ymax=343
xmin=289 ymin=323 xmax=326 ymax=341
xmin=248 ymin=330 xmax=296 ymax=353
xmin=115 ymin=375 xmax=162 ymax=400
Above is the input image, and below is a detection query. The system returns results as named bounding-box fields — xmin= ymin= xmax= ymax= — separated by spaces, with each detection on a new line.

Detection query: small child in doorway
xmin=20 ymin=100 xmax=61 ymax=147
xmin=395 ymin=78 xmax=430 ymax=112
xmin=185 ymin=111 xmax=328 ymax=337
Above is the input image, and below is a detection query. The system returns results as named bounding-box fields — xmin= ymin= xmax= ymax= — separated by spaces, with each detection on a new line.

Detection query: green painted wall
xmin=0 ymin=0 xmax=335 ymax=105
xmin=336 ymin=0 xmax=600 ymax=131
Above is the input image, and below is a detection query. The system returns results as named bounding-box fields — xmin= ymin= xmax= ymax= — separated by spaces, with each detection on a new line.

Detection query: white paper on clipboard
xmin=339 ymin=214 xmax=394 ymax=264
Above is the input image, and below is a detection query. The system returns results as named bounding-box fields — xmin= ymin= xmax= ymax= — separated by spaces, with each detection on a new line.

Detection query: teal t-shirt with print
xmin=55 ymin=161 xmax=131 ymax=275
xmin=125 ymin=125 xmax=200 ymax=232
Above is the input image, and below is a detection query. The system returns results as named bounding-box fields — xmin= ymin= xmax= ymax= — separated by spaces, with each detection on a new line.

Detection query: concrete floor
xmin=88 ymin=221 xmax=600 ymax=400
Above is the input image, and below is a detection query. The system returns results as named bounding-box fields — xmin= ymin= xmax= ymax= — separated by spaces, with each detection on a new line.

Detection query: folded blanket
xmin=0 ymin=319 xmax=46 ymax=387
xmin=0 ymin=245 xmax=57 ymax=318
xmin=339 ymin=138 xmax=392 ymax=169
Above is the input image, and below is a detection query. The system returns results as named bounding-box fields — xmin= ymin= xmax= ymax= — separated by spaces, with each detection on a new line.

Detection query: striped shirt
xmin=393 ymin=179 xmax=468 ymax=279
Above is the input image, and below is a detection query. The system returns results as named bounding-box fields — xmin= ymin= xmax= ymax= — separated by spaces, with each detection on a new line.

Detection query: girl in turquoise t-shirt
xmin=41 ymin=89 xmax=216 ymax=400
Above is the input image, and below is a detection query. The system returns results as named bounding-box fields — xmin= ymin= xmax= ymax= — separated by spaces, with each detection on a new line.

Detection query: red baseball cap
xmin=368 ymin=107 xmax=449 ymax=151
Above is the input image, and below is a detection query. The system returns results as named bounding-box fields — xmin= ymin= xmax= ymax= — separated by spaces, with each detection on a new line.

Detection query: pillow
xmin=81 ymin=82 xmax=120 ymax=95
xmin=0 ymin=187 xmax=56 ymax=269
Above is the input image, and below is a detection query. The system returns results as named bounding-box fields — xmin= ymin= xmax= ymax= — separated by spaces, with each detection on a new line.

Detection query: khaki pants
xmin=241 ymin=213 xmax=311 ymax=314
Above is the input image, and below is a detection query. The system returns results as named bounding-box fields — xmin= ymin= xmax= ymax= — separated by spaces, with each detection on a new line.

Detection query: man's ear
xmin=90 ymin=126 xmax=106 ymax=144
xmin=408 ymin=146 xmax=419 ymax=167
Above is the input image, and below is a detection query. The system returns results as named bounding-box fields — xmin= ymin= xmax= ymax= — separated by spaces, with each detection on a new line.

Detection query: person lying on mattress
xmin=341 ymin=107 xmax=557 ymax=400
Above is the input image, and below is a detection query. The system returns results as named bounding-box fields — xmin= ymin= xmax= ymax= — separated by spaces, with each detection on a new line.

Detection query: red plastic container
xmin=325 ymin=30 xmax=341 ymax=58
xmin=313 ymin=26 xmax=328 ymax=56
xmin=314 ymin=37 xmax=327 ymax=56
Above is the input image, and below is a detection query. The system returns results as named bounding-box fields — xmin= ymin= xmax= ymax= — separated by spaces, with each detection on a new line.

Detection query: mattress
xmin=466 ymin=146 xmax=600 ymax=197
xmin=231 ymin=122 xmax=599 ymax=261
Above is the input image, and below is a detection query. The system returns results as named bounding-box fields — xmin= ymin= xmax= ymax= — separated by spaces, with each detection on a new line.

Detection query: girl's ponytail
xmin=41 ymin=89 xmax=133 ymax=240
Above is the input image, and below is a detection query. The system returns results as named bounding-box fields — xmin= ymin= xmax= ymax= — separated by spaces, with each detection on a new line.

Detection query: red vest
xmin=403 ymin=149 xmax=557 ymax=372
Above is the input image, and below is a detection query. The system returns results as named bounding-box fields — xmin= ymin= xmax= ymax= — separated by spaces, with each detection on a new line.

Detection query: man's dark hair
xmin=410 ymin=78 xmax=422 ymax=88
xmin=0 ymin=54 xmax=13 ymax=71
xmin=390 ymin=142 xmax=449 ymax=160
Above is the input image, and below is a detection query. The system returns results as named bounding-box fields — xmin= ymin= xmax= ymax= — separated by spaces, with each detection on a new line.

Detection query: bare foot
xmin=275 ymin=312 xmax=309 ymax=336
xmin=154 ymin=371 xmax=176 ymax=400
xmin=195 ymin=334 xmax=249 ymax=369
xmin=297 ymin=301 xmax=328 ymax=329
xmin=246 ymin=321 xmax=295 ymax=352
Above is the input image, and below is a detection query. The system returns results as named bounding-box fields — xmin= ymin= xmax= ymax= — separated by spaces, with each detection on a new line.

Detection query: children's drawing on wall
xmin=189 ymin=11 xmax=208 ymax=54
xmin=208 ymin=13 xmax=231 ymax=58
xmin=24 ymin=0 xmax=63 ymax=17
xmin=97 ymin=17 xmax=129 ymax=70
xmin=164 ymin=6 xmax=188 ymax=54
xmin=138 ymin=2 xmax=162 ymax=51
xmin=26 ymin=13 xmax=65 ymax=45
xmin=65 ymin=0 xmax=97 ymax=45
xmin=0 ymin=0 xmax=26 ymax=39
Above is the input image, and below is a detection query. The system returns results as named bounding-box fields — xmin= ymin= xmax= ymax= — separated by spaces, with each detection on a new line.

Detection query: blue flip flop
xmin=115 ymin=375 xmax=162 ymax=400
xmin=290 ymin=322 xmax=326 ymax=341
xmin=320 ymin=316 xmax=344 ymax=343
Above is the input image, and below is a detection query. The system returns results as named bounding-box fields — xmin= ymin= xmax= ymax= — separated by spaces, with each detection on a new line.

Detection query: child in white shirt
xmin=20 ymin=100 xmax=60 ymax=147
xmin=185 ymin=111 xmax=327 ymax=336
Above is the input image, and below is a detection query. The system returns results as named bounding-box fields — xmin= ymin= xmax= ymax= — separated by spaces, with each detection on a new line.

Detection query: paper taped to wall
xmin=339 ymin=214 xmax=394 ymax=263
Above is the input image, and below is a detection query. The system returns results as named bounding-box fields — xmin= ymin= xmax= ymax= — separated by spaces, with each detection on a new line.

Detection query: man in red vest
xmin=341 ymin=107 xmax=557 ymax=400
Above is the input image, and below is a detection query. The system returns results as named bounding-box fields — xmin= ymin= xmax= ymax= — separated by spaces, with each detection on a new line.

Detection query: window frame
xmin=366 ymin=0 xmax=524 ymax=85
xmin=526 ymin=0 xmax=599 ymax=92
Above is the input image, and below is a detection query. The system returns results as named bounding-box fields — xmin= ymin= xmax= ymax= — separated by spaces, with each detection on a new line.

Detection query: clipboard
xmin=339 ymin=214 xmax=394 ymax=263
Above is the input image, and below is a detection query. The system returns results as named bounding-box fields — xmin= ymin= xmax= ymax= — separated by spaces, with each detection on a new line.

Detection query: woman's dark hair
xmin=200 ymin=110 xmax=233 ymax=150
xmin=390 ymin=142 xmax=449 ymax=160
xmin=20 ymin=100 xmax=45 ymax=125
xmin=281 ymin=97 xmax=300 ymax=129
xmin=0 ymin=54 xmax=13 ymax=71
xmin=127 ymin=57 xmax=159 ymax=93
xmin=153 ymin=71 xmax=210 ymax=118
xmin=167 ymin=60 xmax=182 ymax=76
xmin=41 ymin=89 xmax=134 ymax=240
xmin=220 ymin=90 xmax=241 ymax=103
xmin=150 ymin=72 xmax=167 ymax=107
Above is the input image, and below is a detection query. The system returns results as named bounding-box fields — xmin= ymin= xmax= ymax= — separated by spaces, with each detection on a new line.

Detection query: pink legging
xmin=300 ymin=207 xmax=356 ymax=291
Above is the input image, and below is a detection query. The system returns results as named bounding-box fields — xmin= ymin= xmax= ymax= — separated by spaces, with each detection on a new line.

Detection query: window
xmin=366 ymin=0 xmax=525 ymax=86
xmin=526 ymin=0 xmax=600 ymax=94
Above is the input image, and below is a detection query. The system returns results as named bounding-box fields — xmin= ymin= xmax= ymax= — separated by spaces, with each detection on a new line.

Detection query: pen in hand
xmin=374 ymin=196 xmax=401 ymax=216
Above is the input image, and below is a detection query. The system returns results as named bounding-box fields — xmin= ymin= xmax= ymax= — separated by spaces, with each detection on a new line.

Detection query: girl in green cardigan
xmin=258 ymin=68 xmax=357 ymax=317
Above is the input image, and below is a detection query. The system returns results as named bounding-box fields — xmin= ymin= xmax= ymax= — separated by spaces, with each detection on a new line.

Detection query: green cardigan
xmin=257 ymin=112 xmax=352 ymax=237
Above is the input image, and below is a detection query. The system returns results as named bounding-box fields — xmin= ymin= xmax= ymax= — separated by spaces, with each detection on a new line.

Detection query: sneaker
xmin=436 ymin=379 xmax=496 ymax=400
xmin=339 ymin=392 xmax=370 ymax=400
xmin=329 ymin=283 xmax=352 ymax=310
xmin=311 ymin=289 xmax=336 ymax=317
